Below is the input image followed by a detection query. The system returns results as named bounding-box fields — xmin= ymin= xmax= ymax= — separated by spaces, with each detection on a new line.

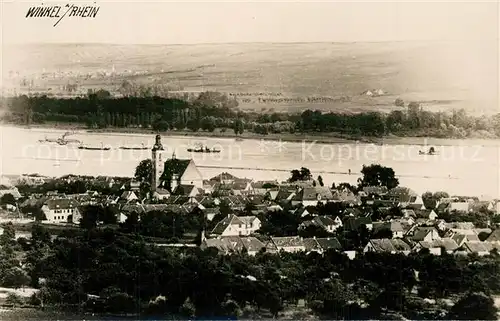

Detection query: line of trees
xmin=2 ymin=93 xmax=500 ymax=138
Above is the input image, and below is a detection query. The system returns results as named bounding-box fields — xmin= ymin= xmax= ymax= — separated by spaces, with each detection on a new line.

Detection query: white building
xmin=41 ymin=198 xmax=80 ymax=224
xmin=211 ymin=214 xmax=261 ymax=236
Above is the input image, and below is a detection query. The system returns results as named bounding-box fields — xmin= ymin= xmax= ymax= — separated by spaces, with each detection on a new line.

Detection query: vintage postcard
xmin=0 ymin=1 xmax=499 ymax=320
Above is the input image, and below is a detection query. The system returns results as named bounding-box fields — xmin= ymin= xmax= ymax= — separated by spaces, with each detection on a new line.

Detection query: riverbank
xmin=6 ymin=122 xmax=500 ymax=147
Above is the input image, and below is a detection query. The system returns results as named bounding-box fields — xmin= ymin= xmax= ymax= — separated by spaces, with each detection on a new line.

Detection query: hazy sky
xmin=1 ymin=1 xmax=498 ymax=44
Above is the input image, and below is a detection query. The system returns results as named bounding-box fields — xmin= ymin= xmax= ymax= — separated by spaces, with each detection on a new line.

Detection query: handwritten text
xmin=26 ymin=4 xmax=100 ymax=26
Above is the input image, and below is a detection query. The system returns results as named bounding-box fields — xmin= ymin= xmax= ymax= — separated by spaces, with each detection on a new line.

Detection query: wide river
xmin=0 ymin=126 xmax=499 ymax=198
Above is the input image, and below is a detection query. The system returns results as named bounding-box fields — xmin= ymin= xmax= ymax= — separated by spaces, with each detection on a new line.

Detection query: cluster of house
xmin=2 ymin=136 xmax=500 ymax=260
xmin=197 ymin=183 xmax=500 ymax=258
xmin=364 ymin=222 xmax=500 ymax=257
xmin=200 ymin=207 xmax=500 ymax=258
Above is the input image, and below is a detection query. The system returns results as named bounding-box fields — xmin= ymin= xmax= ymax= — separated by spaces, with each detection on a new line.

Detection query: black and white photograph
xmin=0 ymin=0 xmax=499 ymax=319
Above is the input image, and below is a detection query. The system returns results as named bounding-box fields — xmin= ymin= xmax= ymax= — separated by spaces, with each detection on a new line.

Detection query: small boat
xmin=419 ymin=146 xmax=438 ymax=155
xmin=187 ymin=144 xmax=221 ymax=153
xmin=38 ymin=132 xmax=81 ymax=145
xmin=235 ymin=137 xmax=244 ymax=142
xmin=119 ymin=143 xmax=148 ymax=150
xmin=78 ymin=142 xmax=111 ymax=151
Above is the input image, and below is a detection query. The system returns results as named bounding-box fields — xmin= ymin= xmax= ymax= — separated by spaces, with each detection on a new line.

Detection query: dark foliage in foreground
xmin=18 ymin=226 xmax=500 ymax=320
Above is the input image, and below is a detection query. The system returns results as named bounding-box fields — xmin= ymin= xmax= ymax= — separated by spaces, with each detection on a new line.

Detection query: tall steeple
xmin=152 ymin=134 xmax=164 ymax=151
xmin=151 ymin=135 xmax=165 ymax=192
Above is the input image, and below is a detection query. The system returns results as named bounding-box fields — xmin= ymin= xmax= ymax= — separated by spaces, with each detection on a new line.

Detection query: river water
xmin=0 ymin=125 xmax=499 ymax=198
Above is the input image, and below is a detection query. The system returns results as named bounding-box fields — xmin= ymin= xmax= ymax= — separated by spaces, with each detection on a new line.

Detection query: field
xmin=2 ymin=41 xmax=497 ymax=115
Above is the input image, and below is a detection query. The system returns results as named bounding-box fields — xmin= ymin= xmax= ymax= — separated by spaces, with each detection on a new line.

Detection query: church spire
xmin=152 ymin=134 xmax=164 ymax=151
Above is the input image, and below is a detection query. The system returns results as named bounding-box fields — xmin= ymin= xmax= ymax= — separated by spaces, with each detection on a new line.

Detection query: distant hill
xmin=2 ymin=41 xmax=497 ymax=114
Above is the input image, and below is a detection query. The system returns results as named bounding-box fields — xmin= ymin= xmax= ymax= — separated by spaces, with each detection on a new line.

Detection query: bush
xmin=27 ymin=292 xmax=42 ymax=306
xmin=5 ymin=293 xmax=24 ymax=307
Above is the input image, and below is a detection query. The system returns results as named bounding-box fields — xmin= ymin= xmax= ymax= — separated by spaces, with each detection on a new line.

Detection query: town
xmin=0 ymin=134 xmax=499 ymax=319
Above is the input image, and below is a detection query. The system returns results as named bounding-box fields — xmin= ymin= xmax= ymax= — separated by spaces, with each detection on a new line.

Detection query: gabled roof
xmin=211 ymin=215 xmax=258 ymax=235
xmin=387 ymin=186 xmax=418 ymax=200
xmin=332 ymin=190 xmax=359 ymax=203
xmin=469 ymin=201 xmax=493 ymax=212
xmin=211 ymin=214 xmax=242 ymax=234
xmin=445 ymin=222 xmax=475 ymax=230
xmin=44 ymin=198 xmax=79 ymax=210
xmin=414 ymin=209 xmax=436 ymax=218
xmin=120 ymin=203 xmax=146 ymax=213
xmin=405 ymin=203 xmax=425 ymax=210
xmin=343 ymin=216 xmax=372 ymax=230
xmin=161 ymin=158 xmax=192 ymax=180
xmin=293 ymin=186 xmax=333 ymax=202
xmin=237 ymin=237 xmax=265 ymax=252
xmin=373 ymin=221 xmax=404 ymax=232
xmin=412 ymin=227 xmax=438 ymax=241
xmin=210 ymin=172 xmax=240 ymax=182
xmin=402 ymin=209 xmax=416 ymax=217
xmin=315 ymin=237 xmax=342 ymax=251
xmin=344 ymin=208 xmax=363 ymax=216
xmin=239 ymin=216 xmax=259 ymax=225
xmin=452 ymin=233 xmax=467 ymax=245
xmin=202 ymin=207 xmax=220 ymax=215
xmin=275 ymin=188 xmax=296 ymax=201
xmin=230 ymin=179 xmax=252 ymax=190
xmin=271 ymin=236 xmax=304 ymax=248
xmin=463 ymin=241 xmax=491 ymax=253
xmin=486 ymin=229 xmax=500 ymax=242
xmin=357 ymin=216 xmax=373 ymax=225
xmin=173 ymin=184 xmax=196 ymax=196
xmin=252 ymin=180 xmax=279 ymax=189
xmin=120 ymin=191 xmax=136 ymax=199
xmin=154 ymin=188 xmax=171 ymax=195
xmin=418 ymin=239 xmax=459 ymax=251
xmin=303 ymin=238 xmax=322 ymax=252
xmin=391 ymin=239 xmax=412 ymax=251
xmin=203 ymin=238 xmax=242 ymax=253
xmin=313 ymin=215 xmax=337 ymax=227
xmin=368 ymin=238 xmax=411 ymax=252
xmin=362 ymin=186 xmax=388 ymax=195
xmin=368 ymin=239 xmax=396 ymax=252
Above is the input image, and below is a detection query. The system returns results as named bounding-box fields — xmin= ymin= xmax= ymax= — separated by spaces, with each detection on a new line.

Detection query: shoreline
xmin=5 ymin=122 xmax=500 ymax=147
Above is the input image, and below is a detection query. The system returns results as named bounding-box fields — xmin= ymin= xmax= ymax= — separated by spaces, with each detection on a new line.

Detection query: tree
xmin=0 ymin=194 xmax=16 ymax=205
xmin=478 ymin=231 xmax=491 ymax=242
xmin=0 ymin=222 xmax=16 ymax=246
xmin=422 ymin=191 xmax=436 ymax=209
xmin=371 ymin=228 xmax=393 ymax=239
xmin=358 ymin=164 xmax=399 ymax=189
xmin=289 ymin=167 xmax=312 ymax=182
xmin=79 ymin=206 xmax=99 ymax=230
xmin=394 ymin=98 xmax=405 ymax=107
xmin=317 ymin=175 xmax=324 ymax=187
xmin=186 ymin=119 xmax=200 ymax=132
xmin=1 ymin=267 xmax=31 ymax=289
xmin=135 ymin=159 xmax=152 ymax=184
xmin=233 ymin=119 xmax=244 ymax=135
xmin=336 ymin=182 xmax=357 ymax=194
xmin=448 ymin=292 xmax=498 ymax=320
xmin=5 ymin=293 xmax=23 ymax=307
xmin=180 ymin=297 xmax=196 ymax=317
xmin=31 ymin=223 xmax=52 ymax=245
xmin=152 ymin=119 xmax=170 ymax=131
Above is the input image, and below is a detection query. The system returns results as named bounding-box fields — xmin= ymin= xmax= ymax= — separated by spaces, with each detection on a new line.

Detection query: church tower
xmin=151 ymin=134 xmax=165 ymax=192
